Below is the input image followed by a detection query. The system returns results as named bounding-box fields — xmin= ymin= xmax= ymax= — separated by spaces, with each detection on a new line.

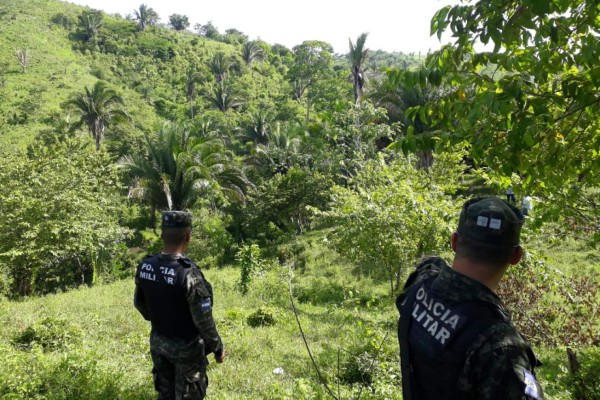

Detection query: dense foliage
xmin=0 ymin=0 xmax=598 ymax=398
xmin=0 ymin=139 xmax=125 ymax=296
xmin=324 ymin=154 xmax=463 ymax=292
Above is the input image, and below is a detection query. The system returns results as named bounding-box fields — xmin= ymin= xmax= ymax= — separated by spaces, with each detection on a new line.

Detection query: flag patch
xmin=523 ymin=369 xmax=542 ymax=399
xmin=201 ymin=298 xmax=212 ymax=311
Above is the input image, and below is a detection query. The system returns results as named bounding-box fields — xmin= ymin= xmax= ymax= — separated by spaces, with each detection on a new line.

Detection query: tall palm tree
xmin=241 ymin=41 xmax=265 ymax=66
xmin=348 ymin=33 xmax=369 ymax=106
xmin=133 ymin=4 xmax=159 ymax=32
xmin=63 ymin=81 xmax=129 ymax=151
xmin=120 ymin=123 xmax=253 ymax=212
xmin=184 ymin=67 xmax=203 ymax=119
xmin=204 ymin=81 xmax=245 ymax=112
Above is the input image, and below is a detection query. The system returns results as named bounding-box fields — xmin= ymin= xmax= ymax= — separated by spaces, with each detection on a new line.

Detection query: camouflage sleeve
xmin=185 ymin=268 xmax=223 ymax=356
xmin=133 ymin=285 xmax=150 ymax=320
xmin=463 ymin=332 xmax=544 ymax=400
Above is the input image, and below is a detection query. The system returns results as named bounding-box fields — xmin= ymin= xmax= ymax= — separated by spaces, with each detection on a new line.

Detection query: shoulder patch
xmin=201 ymin=298 xmax=212 ymax=312
xmin=522 ymin=369 xmax=544 ymax=400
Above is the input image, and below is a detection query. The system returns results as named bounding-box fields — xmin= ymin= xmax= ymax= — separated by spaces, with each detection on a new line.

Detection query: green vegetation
xmin=0 ymin=0 xmax=598 ymax=398
xmin=0 ymin=232 xmax=597 ymax=399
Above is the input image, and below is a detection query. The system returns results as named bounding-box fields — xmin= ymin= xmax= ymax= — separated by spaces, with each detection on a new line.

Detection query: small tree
xmin=194 ymin=20 xmax=221 ymax=40
xmin=169 ymin=14 xmax=189 ymax=31
xmin=324 ymin=154 xmax=459 ymax=293
xmin=14 ymin=48 xmax=29 ymax=73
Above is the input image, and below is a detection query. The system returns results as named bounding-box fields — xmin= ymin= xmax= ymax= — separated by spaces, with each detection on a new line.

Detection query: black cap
xmin=457 ymin=197 xmax=524 ymax=246
xmin=162 ymin=211 xmax=192 ymax=229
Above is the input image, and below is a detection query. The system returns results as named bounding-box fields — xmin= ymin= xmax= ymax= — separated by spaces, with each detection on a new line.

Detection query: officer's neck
xmin=162 ymin=243 xmax=188 ymax=255
xmin=451 ymin=258 xmax=506 ymax=292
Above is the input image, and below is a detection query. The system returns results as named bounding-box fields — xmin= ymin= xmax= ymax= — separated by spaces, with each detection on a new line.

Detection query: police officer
xmin=134 ymin=211 xmax=224 ymax=400
xmin=397 ymin=197 xmax=544 ymax=400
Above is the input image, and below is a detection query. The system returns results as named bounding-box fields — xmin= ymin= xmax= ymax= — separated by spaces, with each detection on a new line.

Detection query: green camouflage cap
xmin=457 ymin=197 xmax=524 ymax=246
xmin=162 ymin=211 xmax=192 ymax=229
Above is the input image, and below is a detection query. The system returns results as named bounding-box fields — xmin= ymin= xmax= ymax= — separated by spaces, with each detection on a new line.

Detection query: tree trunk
xmin=567 ymin=348 xmax=584 ymax=400
xmin=417 ymin=149 xmax=434 ymax=171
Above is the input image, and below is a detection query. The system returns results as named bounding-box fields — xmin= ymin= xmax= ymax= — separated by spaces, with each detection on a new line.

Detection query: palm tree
xmin=120 ymin=123 xmax=253 ymax=212
xmin=241 ymin=41 xmax=265 ymax=66
xmin=77 ymin=10 xmax=103 ymax=42
xmin=254 ymin=122 xmax=307 ymax=174
xmin=242 ymin=108 xmax=273 ymax=144
xmin=370 ymin=69 xmax=444 ymax=170
xmin=348 ymin=33 xmax=369 ymax=106
xmin=184 ymin=67 xmax=203 ymax=119
xmin=209 ymin=52 xmax=233 ymax=82
xmin=63 ymin=81 xmax=129 ymax=151
xmin=133 ymin=4 xmax=159 ymax=32
xmin=204 ymin=81 xmax=245 ymax=112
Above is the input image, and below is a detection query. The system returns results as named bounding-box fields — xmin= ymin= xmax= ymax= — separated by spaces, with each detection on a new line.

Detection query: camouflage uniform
xmin=135 ymin=252 xmax=223 ymax=400
xmin=397 ymin=256 xmax=544 ymax=400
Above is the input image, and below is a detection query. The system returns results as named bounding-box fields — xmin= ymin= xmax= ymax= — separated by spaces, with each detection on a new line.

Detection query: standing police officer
xmin=397 ymin=197 xmax=544 ymax=400
xmin=134 ymin=211 xmax=225 ymax=400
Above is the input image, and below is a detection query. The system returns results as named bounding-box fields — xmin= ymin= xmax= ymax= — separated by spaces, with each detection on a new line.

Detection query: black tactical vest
xmin=135 ymin=254 xmax=201 ymax=339
xmin=397 ymin=274 xmax=512 ymax=400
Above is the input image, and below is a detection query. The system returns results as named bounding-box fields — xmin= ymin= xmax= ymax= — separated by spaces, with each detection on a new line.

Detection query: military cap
xmin=457 ymin=197 xmax=524 ymax=246
xmin=162 ymin=210 xmax=192 ymax=229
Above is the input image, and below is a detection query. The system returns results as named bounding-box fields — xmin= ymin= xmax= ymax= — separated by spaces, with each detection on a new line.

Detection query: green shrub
xmin=247 ymin=307 xmax=276 ymax=327
xmin=13 ymin=317 xmax=82 ymax=351
xmin=295 ymin=278 xmax=347 ymax=305
xmin=50 ymin=13 xmax=76 ymax=30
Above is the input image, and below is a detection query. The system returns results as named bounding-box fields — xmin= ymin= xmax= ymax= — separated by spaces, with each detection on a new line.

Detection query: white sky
xmin=65 ymin=0 xmax=459 ymax=54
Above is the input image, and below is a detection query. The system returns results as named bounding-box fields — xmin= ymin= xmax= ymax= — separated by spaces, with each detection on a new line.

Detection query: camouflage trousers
xmin=150 ymin=331 xmax=209 ymax=400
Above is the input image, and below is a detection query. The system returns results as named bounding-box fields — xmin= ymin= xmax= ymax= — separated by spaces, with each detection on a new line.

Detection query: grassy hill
xmin=0 ymin=230 xmax=597 ymax=399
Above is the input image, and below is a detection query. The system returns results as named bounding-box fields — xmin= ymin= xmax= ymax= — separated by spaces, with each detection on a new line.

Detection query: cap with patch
xmin=162 ymin=211 xmax=192 ymax=229
xmin=457 ymin=197 xmax=524 ymax=246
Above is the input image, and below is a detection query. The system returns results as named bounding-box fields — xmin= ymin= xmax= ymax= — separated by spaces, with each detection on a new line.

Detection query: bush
xmin=247 ymin=307 xmax=276 ymax=327
xmin=241 ymin=168 xmax=333 ymax=243
xmin=13 ymin=317 xmax=82 ymax=351
xmin=295 ymin=278 xmax=347 ymax=305
xmin=50 ymin=13 xmax=76 ymax=30
xmin=186 ymin=207 xmax=235 ymax=269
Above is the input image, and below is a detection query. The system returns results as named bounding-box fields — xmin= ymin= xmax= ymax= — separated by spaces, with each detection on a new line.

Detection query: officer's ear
xmin=183 ymin=229 xmax=191 ymax=244
xmin=509 ymin=245 xmax=523 ymax=265
xmin=451 ymin=232 xmax=459 ymax=252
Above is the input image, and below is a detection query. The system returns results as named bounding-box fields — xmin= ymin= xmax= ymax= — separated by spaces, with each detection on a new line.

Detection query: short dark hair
xmin=161 ymin=227 xmax=191 ymax=246
xmin=455 ymin=233 xmax=514 ymax=268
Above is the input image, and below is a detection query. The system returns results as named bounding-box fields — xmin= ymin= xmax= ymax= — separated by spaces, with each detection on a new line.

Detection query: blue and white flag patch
xmin=201 ymin=298 xmax=212 ymax=312
xmin=523 ymin=369 xmax=542 ymax=399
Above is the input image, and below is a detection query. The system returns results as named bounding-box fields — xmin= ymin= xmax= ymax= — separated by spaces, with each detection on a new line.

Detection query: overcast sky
xmin=65 ymin=0 xmax=458 ymax=54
